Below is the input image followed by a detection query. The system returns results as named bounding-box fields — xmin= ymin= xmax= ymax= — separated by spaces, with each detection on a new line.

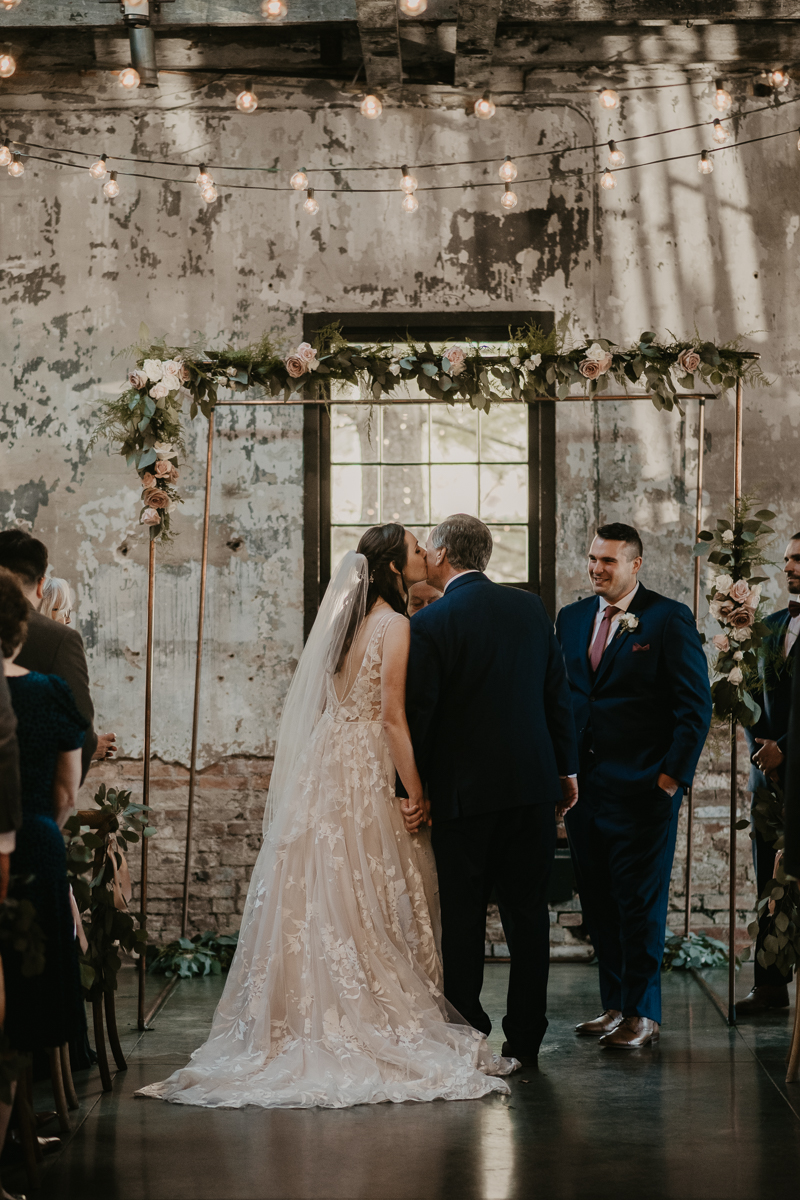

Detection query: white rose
xmin=164 ymin=374 xmax=182 ymax=392
xmin=388 ymin=362 xmax=401 ymax=376
xmin=727 ymin=666 xmax=743 ymax=685
xmin=721 ymin=529 xmax=735 ymax=544
xmin=525 ymin=353 xmax=542 ymax=369
xmin=510 ymin=356 xmax=520 ymax=367
xmin=149 ymin=382 xmax=170 ymax=400
xmin=732 ymin=626 xmax=750 ymax=643
xmin=154 ymin=441 xmax=178 ymax=460
xmin=585 ymin=342 xmax=609 ymax=362
xmin=714 ymin=573 xmax=734 ymax=595
xmin=733 ymin=650 xmax=744 ymax=661
xmin=143 ymin=358 xmax=164 ymax=383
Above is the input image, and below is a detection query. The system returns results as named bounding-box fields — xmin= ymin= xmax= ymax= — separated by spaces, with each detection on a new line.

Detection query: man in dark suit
xmin=783 ymin=626 xmax=800 ymax=881
xmin=556 ymin=522 xmax=711 ymax=1049
xmin=0 ymin=663 xmax=22 ymax=901
xmin=405 ymin=514 xmax=578 ymax=1067
xmin=738 ymin=533 xmax=800 ymax=1013
xmin=0 ymin=529 xmax=102 ymax=780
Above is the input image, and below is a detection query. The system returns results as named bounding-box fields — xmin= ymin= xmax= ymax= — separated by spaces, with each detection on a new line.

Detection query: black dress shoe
xmin=501 ymin=1040 xmax=538 ymax=1069
xmin=736 ymin=984 xmax=790 ymax=1013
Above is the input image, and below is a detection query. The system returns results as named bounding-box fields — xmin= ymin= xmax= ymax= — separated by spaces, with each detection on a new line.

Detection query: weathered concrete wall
xmin=2 ymin=70 xmax=794 ymax=942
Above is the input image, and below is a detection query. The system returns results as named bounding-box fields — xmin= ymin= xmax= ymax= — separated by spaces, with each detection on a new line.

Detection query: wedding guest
xmin=0 ymin=529 xmax=103 ymax=777
xmin=556 ymin=523 xmax=712 ymax=1049
xmin=738 ymin=532 xmax=800 ymax=1014
xmin=40 ymin=576 xmax=73 ymax=625
xmin=408 ymin=580 xmax=442 ymax=616
xmin=0 ymin=572 xmax=23 ymax=896
xmin=783 ymin=634 xmax=800 ymax=879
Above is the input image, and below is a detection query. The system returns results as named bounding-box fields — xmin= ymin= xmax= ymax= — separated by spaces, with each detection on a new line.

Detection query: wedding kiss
xmin=137 ymin=513 xmax=711 ymax=1108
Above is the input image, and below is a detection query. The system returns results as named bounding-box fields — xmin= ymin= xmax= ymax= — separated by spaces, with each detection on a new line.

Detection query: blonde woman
xmin=39 ymin=577 xmax=72 ymax=625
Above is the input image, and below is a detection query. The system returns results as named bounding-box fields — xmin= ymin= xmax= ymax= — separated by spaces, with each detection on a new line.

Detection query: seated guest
xmin=0 ymin=529 xmax=115 ymax=776
xmin=40 ymin=576 xmax=73 ymax=625
xmin=408 ymin=580 xmax=442 ymax=616
xmin=0 ymin=567 xmax=87 ymax=1069
xmin=739 ymin=532 xmax=800 ymax=1013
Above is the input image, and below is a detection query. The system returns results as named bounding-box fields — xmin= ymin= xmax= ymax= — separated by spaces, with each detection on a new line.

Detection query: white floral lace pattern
xmin=137 ymin=613 xmax=515 ymax=1109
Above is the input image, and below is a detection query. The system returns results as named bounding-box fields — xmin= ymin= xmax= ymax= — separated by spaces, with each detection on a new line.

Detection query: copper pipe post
xmin=728 ymin=378 xmax=744 ymax=1025
xmin=138 ymin=535 xmax=156 ymax=1031
xmin=684 ymin=398 xmax=706 ymax=939
xmin=181 ymin=414 xmax=216 ymax=937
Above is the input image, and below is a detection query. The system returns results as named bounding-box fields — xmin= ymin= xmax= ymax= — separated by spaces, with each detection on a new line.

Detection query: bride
xmin=137 ymin=523 xmax=516 ymax=1109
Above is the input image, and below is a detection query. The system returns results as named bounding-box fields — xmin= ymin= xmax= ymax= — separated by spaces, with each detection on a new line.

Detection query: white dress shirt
xmin=785 ymin=609 xmax=800 ymax=658
xmin=443 ymin=570 xmax=480 ymax=593
xmin=588 ymin=582 xmax=640 ymax=657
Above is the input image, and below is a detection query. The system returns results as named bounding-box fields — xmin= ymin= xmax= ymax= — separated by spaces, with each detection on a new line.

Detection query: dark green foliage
xmin=662 ymin=931 xmax=734 ymax=971
xmin=149 ymin=930 xmax=240 ymax=979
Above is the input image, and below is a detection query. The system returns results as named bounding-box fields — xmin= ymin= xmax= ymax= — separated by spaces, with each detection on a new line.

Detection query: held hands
xmin=400 ymin=794 xmax=431 ymax=834
xmin=753 ymin=738 xmax=784 ymax=780
xmin=557 ymin=776 xmax=579 ymax=819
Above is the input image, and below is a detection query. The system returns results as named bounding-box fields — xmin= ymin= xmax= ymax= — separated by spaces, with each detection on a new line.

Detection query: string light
xmin=607 ymin=139 xmax=625 ymax=166
xmin=290 ymin=169 xmax=308 ymax=190
xmin=201 ymin=183 xmax=218 ymax=203
xmin=713 ymin=79 xmax=732 ymax=111
xmin=600 ymin=169 xmax=617 ymax=190
xmin=698 ymin=150 xmax=714 ymax=175
xmin=7 ymin=153 xmax=23 ymax=178
xmin=0 ymin=53 xmax=16 ymax=80
xmin=599 ymin=89 xmax=619 ymax=109
xmin=399 ymin=0 xmax=427 ymax=13
xmin=712 ymin=119 xmax=730 ymax=144
xmin=119 ymin=67 xmax=140 ymax=90
xmin=400 ymin=165 xmax=418 ymax=193
xmin=103 ymin=170 xmax=120 ymax=197
xmin=196 ymin=163 xmax=213 ymax=189
xmin=474 ymin=91 xmax=496 ymax=120
xmin=0 ymin=139 xmax=11 ymax=167
xmin=498 ymin=155 xmax=518 ymax=182
xmin=360 ymin=94 xmax=382 ymax=119
xmin=303 ymin=187 xmax=319 ymax=215
xmin=261 ymin=0 xmax=287 ymax=17
xmin=89 ymin=154 xmax=108 ymax=179
xmin=797 ymin=128 xmax=800 ymax=151
xmin=0 ymin=1 xmax=22 ymax=9
xmin=402 ymin=193 xmax=418 ymax=213
xmin=768 ymin=67 xmax=789 ymax=90
xmin=500 ymin=182 xmax=517 ymax=210
xmin=235 ymin=82 xmax=259 ymax=113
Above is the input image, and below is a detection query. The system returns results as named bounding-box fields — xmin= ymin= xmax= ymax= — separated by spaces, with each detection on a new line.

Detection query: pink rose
xmin=154 ymin=459 xmax=178 ymax=482
xmin=149 ymin=382 xmax=170 ymax=401
xmin=579 ymin=358 xmax=602 ymax=380
xmin=709 ymin=595 xmax=736 ymax=622
xmin=140 ymin=507 xmax=161 ymax=526
xmin=444 ymin=347 xmax=466 ymax=377
xmin=296 ymin=342 xmax=318 ymax=365
xmin=130 ymin=369 xmax=148 ymax=389
xmin=142 ymin=487 xmax=170 ymax=510
xmin=712 ymin=634 xmax=730 ymax=652
xmin=140 ymin=471 xmax=156 ymax=489
xmin=285 ymin=355 xmax=307 ymax=378
xmin=179 ymin=363 xmax=191 ymax=383
xmin=677 ymin=348 xmax=701 ymax=373
xmin=729 ymin=578 xmax=754 ymax=605
xmin=729 ymin=606 xmax=756 ymax=629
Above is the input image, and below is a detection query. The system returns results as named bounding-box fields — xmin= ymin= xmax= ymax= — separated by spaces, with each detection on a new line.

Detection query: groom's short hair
xmin=596 ymin=522 xmax=643 ymax=560
xmin=432 ymin=515 xmax=493 ymax=572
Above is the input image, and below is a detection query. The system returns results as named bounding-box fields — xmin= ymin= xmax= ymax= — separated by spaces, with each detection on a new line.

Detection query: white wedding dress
xmin=137 ymin=554 xmax=515 ymax=1109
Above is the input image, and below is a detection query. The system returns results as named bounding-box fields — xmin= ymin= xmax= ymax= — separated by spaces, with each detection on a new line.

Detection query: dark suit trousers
xmin=431 ymin=805 xmax=556 ymax=1055
xmin=566 ymin=782 xmax=681 ymax=1024
xmin=750 ymin=802 xmax=793 ymax=986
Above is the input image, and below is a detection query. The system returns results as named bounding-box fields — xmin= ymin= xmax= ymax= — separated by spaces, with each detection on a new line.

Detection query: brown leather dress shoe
xmin=599 ymin=1016 xmax=660 ymax=1049
xmin=736 ymin=984 xmax=790 ymax=1014
xmin=575 ymin=1009 xmax=623 ymax=1037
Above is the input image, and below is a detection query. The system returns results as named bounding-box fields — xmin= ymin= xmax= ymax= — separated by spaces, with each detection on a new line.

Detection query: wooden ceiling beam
xmin=454 ymin=0 xmax=501 ymax=87
xmin=354 ymin=0 xmax=402 ymax=87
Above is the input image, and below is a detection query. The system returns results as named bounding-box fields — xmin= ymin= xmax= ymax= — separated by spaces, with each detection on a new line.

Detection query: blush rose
xmin=142 ymin=487 xmax=170 ymax=510
xmin=140 ymin=507 xmax=161 ymax=526
xmin=286 ymin=355 xmax=307 ymax=378
xmin=677 ymin=348 xmax=701 ymax=374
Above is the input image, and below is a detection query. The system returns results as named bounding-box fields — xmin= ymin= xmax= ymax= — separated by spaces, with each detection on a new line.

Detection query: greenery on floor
xmin=149 ymin=930 xmax=240 ymax=979
xmin=662 ymin=931 xmax=733 ymax=971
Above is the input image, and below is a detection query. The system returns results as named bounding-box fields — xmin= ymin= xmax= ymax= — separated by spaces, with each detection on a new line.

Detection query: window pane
xmin=480 ymin=406 xmax=527 ymax=463
xmin=383 ymin=465 xmax=429 ymax=524
xmin=431 ymin=464 xmax=479 ymax=522
xmin=332 ymin=464 xmax=379 ymax=524
xmin=480 ymin=463 xmax=527 ymax=523
xmin=331 ymin=405 xmax=379 ymax=464
xmin=430 ymin=406 xmax=478 ymax=463
xmin=332 ymin=526 xmax=368 ymax=565
xmin=330 ymin=380 xmax=362 ymax=402
xmin=382 ymin=405 xmax=428 ymax=464
xmin=487 ymin=526 xmax=528 ymax=584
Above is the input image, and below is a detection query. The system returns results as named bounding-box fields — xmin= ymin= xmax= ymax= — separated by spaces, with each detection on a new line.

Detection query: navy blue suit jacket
xmin=405 ymin=572 xmax=579 ymax=822
xmin=555 ymin=582 xmax=712 ymax=795
xmin=744 ymin=609 xmax=796 ymax=791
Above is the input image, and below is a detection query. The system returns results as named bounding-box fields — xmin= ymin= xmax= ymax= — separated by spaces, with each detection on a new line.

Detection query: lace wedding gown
xmin=138 ymin=610 xmax=514 ymax=1109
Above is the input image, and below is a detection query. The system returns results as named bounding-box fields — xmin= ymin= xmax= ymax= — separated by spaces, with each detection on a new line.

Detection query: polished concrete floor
xmin=16 ymin=962 xmax=800 ymax=1200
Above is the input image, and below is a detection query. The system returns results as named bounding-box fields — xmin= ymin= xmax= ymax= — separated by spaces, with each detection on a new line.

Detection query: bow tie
xmin=789 ymin=600 xmax=800 ymax=619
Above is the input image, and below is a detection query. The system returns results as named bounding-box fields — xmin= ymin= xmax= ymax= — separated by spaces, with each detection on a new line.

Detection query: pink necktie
xmin=589 ymin=605 xmax=619 ymax=673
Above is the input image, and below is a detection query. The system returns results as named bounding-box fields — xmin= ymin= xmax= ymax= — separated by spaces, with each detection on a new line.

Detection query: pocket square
xmin=632 ymin=643 xmax=650 ymax=653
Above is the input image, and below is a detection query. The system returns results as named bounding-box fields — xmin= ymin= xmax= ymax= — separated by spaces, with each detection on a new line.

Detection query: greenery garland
xmin=149 ymin=930 xmax=239 ymax=979
xmin=91 ymin=319 xmax=766 ymax=544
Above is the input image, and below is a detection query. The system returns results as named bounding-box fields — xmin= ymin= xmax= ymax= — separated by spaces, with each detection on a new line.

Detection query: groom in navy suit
xmin=405 ymin=514 xmax=579 ymax=1067
xmin=556 ymin=523 xmax=711 ymax=1049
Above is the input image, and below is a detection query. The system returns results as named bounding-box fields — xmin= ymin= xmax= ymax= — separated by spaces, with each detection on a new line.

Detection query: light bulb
xmin=290 ymin=170 xmax=308 ymax=190
xmin=0 ymin=0 xmax=22 ymax=9
xmin=400 ymin=165 xmax=418 ymax=193
xmin=498 ymin=156 xmax=518 ymax=182
xmin=120 ymin=67 xmax=140 ymax=90
xmin=202 ymin=184 xmax=218 ymax=203
xmin=500 ymin=183 xmax=517 ymax=210
xmin=797 ymin=129 xmax=800 ymax=152
xmin=712 ymin=119 xmax=729 ymax=145
xmin=474 ymin=91 xmax=495 ymax=120
xmin=261 ymin=0 xmax=287 ymax=17
xmin=769 ymin=67 xmax=789 ymax=89
xmin=399 ymin=0 xmax=427 ymax=13
xmin=360 ymin=93 xmax=382 ymax=119
xmin=402 ymin=193 xmax=418 ymax=213
xmin=599 ymin=88 xmax=619 ymax=109
xmin=7 ymin=154 xmax=23 ymax=178
xmin=89 ymin=155 xmax=108 ymax=180
xmin=0 ymin=54 xmax=16 ymax=79
xmin=236 ymin=86 xmax=258 ymax=113
xmin=196 ymin=164 xmax=213 ymax=189
xmin=600 ymin=170 xmax=617 ymax=190
xmin=303 ymin=188 xmax=319 ymax=215
xmin=607 ymin=139 xmax=625 ymax=167
xmin=103 ymin=171 xmax=120 ymax=197
xmin=698 ymin=150 xmax=713 ymax=175
xmin=713 ymin=79 xmax=731 ymax=111
xmin=0 ymin=140 xmax=11 ymax=167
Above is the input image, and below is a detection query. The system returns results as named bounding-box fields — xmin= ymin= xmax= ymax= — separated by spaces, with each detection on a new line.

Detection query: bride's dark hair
xmin=334 ymin=524 xmax=409 ymax=674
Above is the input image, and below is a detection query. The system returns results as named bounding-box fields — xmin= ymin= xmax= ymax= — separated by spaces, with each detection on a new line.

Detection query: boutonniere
xmin=616 ymin=612 xmax=640 ymax=637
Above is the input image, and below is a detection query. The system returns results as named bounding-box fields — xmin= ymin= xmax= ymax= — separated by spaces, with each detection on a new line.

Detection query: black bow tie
xmin=789 ymin=600 xmax=800 ymax=619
